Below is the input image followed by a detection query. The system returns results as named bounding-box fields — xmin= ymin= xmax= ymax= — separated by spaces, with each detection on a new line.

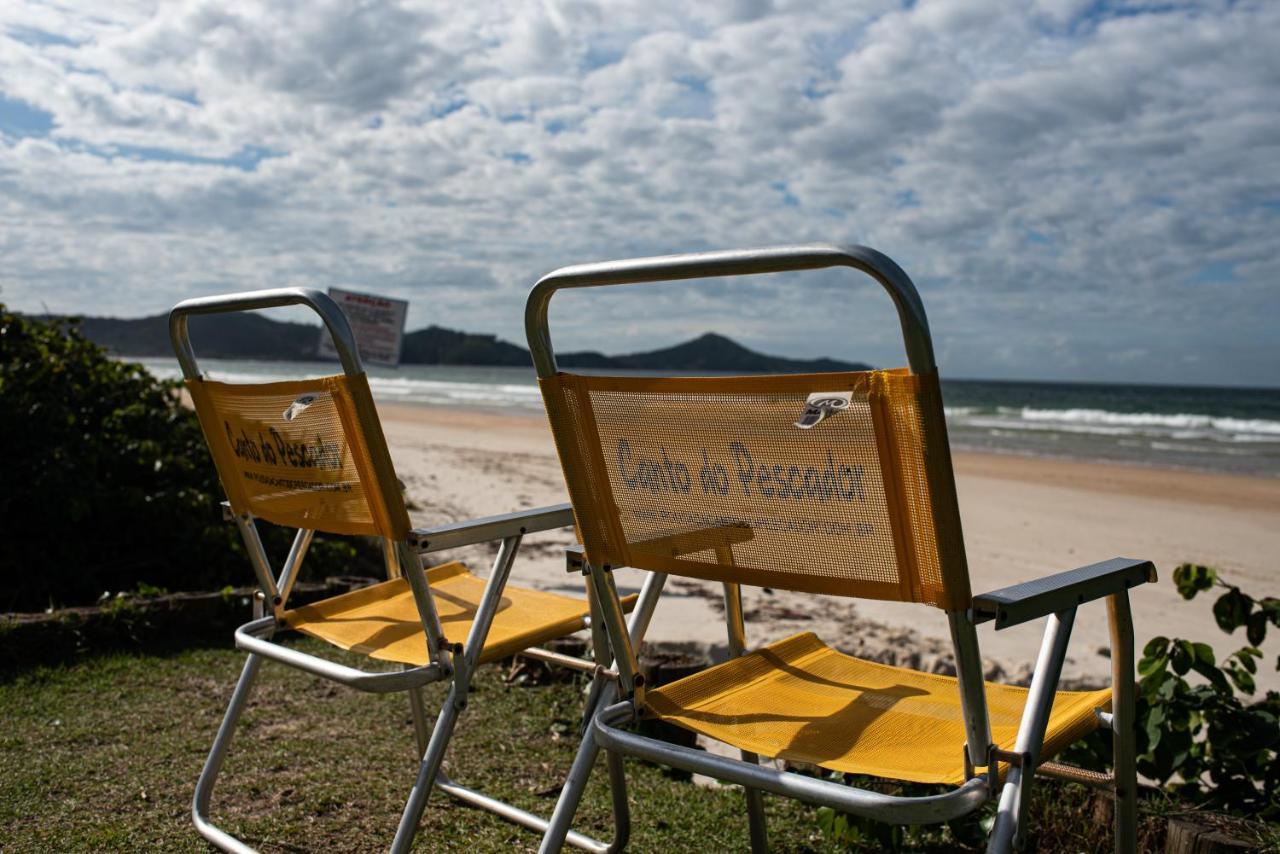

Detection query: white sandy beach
xmin=378 ymin=402 xmax=1280 ymax=693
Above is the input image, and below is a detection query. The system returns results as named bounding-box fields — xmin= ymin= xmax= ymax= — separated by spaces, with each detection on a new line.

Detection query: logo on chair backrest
xmin=282 ymin=393 xmax=320 ymax=422
xmin=794 ymin=391 xmax=852 ymax=430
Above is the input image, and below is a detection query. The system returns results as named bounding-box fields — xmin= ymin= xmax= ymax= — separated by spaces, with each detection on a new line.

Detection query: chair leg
xmin=987 ymin=609 xmax=1076 ymax=853
xmin=719 ymin=581 xmax=767 ymax=852
xmin=1108 ymin=593 xmax=1138 ymax=854
xmin=989 ymin=765 xmax=1022 ymax=854
xmin=741 ymin=750 xmax=769 ymax=853
xmin=603 ymin=747 xmax=631 ymax=851
xmin=1113 ymin=725 xmax=1138 ymax=854
xmin=422 ymin=665 xmax=629 ymax=852
xmin=540 ymin=683 xmax=621 ymax=854
xmin=406 ymin=676 xmax=431 ymax=758
xmin=538 ymin=571 xmax=668 ymax=852
xmin=390 ymin=684 xmax=464 ymax=854
xmin=192 ymin=653 xmax=263 ymax=854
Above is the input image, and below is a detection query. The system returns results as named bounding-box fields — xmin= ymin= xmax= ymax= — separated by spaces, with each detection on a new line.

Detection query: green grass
xmin=0 ymin=640 xmax=1166 ymax=852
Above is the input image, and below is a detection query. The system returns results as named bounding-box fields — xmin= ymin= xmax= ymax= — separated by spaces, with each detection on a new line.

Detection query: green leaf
xmin=1173 ymin=563 xmax=1217 ymax=600
xmin=1191 ymin=660 xmax=1232 ymax=695
xmin=1213 ymin=588 xmax=1253 ymax=633
xmin=1246 ymin=611 xmax=1267 ymax=647
xmin=1138 ymin=654 xmax=1168 ymax=679
xmin=1232 ymin=647 xmax=1259 ymax=674
xmin=1224 ymin=663 xmax=1255 ymax=695
xmin=1140 ymin=667 xmax=1168 ymax=700
xmin=1191 ymin=642 xmax=1216 ymax=666
xmin=1171 ymin=641 xmax=1193 ymax=676
xmin=1144 ymin=708 xmax=1165 ymax=750
xmin=1143 ymin=636 xmax=1170 ymax=658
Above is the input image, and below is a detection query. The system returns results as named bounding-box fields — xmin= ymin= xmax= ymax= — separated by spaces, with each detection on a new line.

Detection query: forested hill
xmin=60 ymin=312 xmax=870 ymax=373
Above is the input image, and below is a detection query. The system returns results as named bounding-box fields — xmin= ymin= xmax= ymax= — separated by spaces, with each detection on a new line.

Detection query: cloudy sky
xmin=1 ymin=1 xmax=1276 ymax=385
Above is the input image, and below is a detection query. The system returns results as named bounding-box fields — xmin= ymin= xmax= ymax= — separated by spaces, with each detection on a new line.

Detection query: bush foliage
xmin=1133 ymin=564 xmax=1279 ymax=820
xmin=0 ymin=306 xmax=378 ymax=611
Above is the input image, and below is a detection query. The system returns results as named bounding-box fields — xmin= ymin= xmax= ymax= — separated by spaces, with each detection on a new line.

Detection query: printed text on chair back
xmin=541 ymin=367 xmax=970 ymax=609
xmin=188 ymin=372 xmax=410 ymax=539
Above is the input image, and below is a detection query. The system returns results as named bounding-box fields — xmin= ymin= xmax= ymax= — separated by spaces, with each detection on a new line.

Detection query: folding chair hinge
xmin=566 ymin=545 xmax=614 ymax=576
xmin=620 ymin=673 xmax=645 ymax=707
xmin=448 ymin=642 xmax=470 ymax=709
xmin=989 ymin=747 xmax=1028 ymax=769
xmin=964 ymin=745 xmax=1029 ymax=793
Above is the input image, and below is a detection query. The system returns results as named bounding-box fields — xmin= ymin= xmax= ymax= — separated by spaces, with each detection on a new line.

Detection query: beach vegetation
xmin=0 ymin=306 xmax=378 ymax=612
xmin=1063 ymin=562 xmax=1278 ymax=828
xmin=1132 ymin=564 xmax=1279 ymax=820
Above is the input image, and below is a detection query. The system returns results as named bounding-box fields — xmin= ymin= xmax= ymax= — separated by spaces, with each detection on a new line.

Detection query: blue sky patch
xmin=1190 ymin=261 xmax=1237 ymax=284
xmin=5 ymin=26 xmax=79 ymax=47
xmin=62 ymin=141 xmax=284 ymax=172
xmin=0 ymin=95 xmax=54 ymax=138
xmin=771 ymin=181 xmax=800 ymax=208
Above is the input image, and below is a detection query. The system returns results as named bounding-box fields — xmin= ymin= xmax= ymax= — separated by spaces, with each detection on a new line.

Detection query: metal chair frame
xmin=171 ymin=289 xmax=631 ymax=853
xmin=523 ymin=245 xmax=1153 ymax=853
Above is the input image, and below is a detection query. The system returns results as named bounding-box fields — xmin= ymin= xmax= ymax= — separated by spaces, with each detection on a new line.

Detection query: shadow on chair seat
xmin=285 ymin=561 xmax=636 ymax=666
xmin=644 ymin=631 xmax=1110 ymax=784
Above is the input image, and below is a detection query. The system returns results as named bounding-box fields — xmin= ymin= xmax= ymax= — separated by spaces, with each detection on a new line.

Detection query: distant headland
xmin=64 ymin=311 xmax=871 ymax=373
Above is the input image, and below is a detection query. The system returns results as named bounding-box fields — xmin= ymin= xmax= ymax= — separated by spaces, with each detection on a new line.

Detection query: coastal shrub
xmin=1063 ymin=562 xmax=1279 ymax=824
xmin=0 ymin=306 xmax=379 ymax=612
xmin=1131 ymin=564 xmax=1279 ymax=819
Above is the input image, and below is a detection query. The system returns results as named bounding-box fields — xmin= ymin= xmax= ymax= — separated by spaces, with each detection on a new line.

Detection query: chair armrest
xmin=972 ymin=557 xmax=1156 ymax=630
xmin=564 ymin=523 xmax=755 ymax=573
xmin=410 ymin=503 xmax=575 ymax=552
xmin=631 ymin=523 xmax=755 ymax=557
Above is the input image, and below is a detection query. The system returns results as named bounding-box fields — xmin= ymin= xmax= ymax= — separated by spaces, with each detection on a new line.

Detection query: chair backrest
xmin=171 ymin=289 xmax=410 ymax=541
xmin=528 ymin=245 xmax=972 ymax=611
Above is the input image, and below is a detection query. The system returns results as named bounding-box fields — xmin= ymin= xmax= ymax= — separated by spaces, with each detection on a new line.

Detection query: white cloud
xmin=1 ymin=0 xmax=1277 ymax=384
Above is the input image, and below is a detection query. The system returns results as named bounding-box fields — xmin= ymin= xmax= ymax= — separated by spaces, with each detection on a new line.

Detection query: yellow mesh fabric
xmin=539 ymin=369 xmax=969 ymax=609
xmin=644 ymin=632 xmax=1109 ymax=785
xmin=283 ymin=562 xmax=635 ymax=665
xmin=187 ymin=373 xmax=409 ymax=539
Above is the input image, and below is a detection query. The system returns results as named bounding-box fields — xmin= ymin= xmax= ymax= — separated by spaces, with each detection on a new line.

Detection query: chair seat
xmin=643 ymin=632 xmax=1110 ymax=785
xmin=284 ymin=561 xmax=603 ymax=666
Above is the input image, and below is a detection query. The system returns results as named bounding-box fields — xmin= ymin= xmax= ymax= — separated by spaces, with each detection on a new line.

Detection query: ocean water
xmin=135 ymin=357 xmax=1280 ymax=478
xmin=937 ymin=379 xmax=1280 ymax=477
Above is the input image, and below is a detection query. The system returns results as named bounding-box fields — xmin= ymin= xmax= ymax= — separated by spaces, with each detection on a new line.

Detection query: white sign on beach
xmin=318 ymin=287 xmax=409 ymax=367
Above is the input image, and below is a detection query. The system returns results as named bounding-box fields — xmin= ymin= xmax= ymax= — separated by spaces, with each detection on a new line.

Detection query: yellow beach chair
xmin=527 ymin=245 xmax=1154 ymax=853
xmin=170 ymin=289 xmax=631 ymax=853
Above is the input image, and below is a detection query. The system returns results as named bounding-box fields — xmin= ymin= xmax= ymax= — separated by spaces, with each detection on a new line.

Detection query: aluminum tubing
xmin=592 ymin=703 xmax=988 ymax=825
xmin=234 ymin=618 xmax=441 ymax=693
xmin=434 ymin=774 xmax=613 ymax=853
